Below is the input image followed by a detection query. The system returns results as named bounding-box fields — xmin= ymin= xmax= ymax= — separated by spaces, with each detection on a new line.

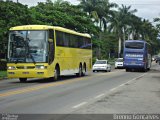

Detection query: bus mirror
xmin=49 ymin=39 xmax=53 ymax=42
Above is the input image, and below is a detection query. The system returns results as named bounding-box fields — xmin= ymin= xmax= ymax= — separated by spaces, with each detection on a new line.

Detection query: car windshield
xmin=116 ymin=59 xmax=123 ymax=62
xmin=95 ymin=61 xmax=106 ymax=64
xmin=8 ymin=30 xmax=47 ymax=63
xmin=125 ymin=42 xmax=144 ymax=49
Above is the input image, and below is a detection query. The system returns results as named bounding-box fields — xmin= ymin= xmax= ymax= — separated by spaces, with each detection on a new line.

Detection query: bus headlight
xmin=8 ymin=66 xmax=16 ymax=70
xmin=35 ymin=65 xmax=47 ymax=69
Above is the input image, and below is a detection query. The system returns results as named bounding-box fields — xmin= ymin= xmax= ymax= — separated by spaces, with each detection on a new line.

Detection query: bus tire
xmin=82 ymin=63 xmax=86 ymax=76
xmin=126 ymin=69 xmax=129 ymax=72
xmin=143 ymin=68 xmax=147 ymax=72
xmin=54 ymin=66 xmax=60 ymax=81
xmin=77 ymin=64 xmax=82 ymax=77
xmin=143 ymin=65 xmax=147 ymax=72
xmin=19 ymin=78 xmax=27 ymax=82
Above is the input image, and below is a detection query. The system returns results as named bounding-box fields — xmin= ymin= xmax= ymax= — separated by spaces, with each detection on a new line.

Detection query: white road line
xmin=110 ymin=87 xmax=117 ymax=91
xmin=126 ymin=73 xmax=147 ymax=84
xmin=119 ymin=84 xmax=125 ymax=87
xmin=94 ymin=93 xmax=105 ymax=99
xmin=72 ymin=102 xmax=87 ymax=109
xmin=109 ymin=73 xmax=147 ymax=92
xmin=72 ymin=73 xmax=147 ymax=109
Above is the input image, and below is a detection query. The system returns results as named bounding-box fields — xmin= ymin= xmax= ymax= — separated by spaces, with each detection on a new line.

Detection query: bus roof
xmin=125 ymin=40 xmax=146 ymax=43
xmin=9 ymin=25 xmax=91 ymax=38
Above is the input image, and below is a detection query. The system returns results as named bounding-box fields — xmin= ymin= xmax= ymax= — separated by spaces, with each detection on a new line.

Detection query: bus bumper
xmin=7 ymin=69 xmax=49 ymax=79
xmin=124 ymin=63 xmax=145 ymax=69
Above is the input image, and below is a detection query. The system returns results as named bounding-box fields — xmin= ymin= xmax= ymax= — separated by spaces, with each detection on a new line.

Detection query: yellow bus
xmin=7 ymin=25 xmax=92 ymax=82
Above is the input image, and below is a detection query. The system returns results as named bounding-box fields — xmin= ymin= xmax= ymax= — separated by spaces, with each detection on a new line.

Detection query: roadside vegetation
xmin=0 ymin=71 xmax=7 ymax=79
xmin=0 ymin=0 xmax=160 ymax=61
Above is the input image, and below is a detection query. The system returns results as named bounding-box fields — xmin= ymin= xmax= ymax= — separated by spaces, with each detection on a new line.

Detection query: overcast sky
xmin=110 ymin=0 xmax=160 ymax=22
xmin=12 ymin=0 xmax=160 ymax=22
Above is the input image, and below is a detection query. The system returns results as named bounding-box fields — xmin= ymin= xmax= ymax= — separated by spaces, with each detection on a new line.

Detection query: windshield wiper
xmin=15 ymin=58 xmax=25 ymax=64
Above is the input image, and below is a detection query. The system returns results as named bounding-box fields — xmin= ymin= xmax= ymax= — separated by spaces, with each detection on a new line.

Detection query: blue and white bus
xmin=123 ymin=40 xmax=152 ymax=72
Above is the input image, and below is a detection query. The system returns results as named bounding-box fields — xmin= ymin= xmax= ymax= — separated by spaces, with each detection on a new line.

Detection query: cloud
xmin=12 ymin=0 xmax=46 ymax=6
xmin=110 ymin=0 xmax=160 ymax=22
xmin=12 ymin=0 xmax=160 ymax=22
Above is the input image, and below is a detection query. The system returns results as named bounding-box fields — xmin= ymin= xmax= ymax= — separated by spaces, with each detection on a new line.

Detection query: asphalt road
xmin=0 ymin=63 xmax=158 ymax=115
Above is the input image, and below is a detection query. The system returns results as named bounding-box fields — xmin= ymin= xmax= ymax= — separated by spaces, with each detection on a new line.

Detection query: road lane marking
xmin=0 ymin=71 xmax=121 ymax=98
xmin=0 ymin=79 xmax=85 ymax=97
xmin=72 ymin=102 xmax=87 ymax=109
xmin=110 ymin=87 xmax=117 ymax=91
xmin=94 ymin=93 xmax=105 ymax=99
xmin=126 ymin=73 xmax=147 ymax=84
xmin=119 ymin=84 xmax=124 ymax=87
xmin=109 ymin=73 xmax=147 ymax=92
xmin=72 ymin=73 xmax=147 ymax=109
xmin=71 ymin=73 xmax=147 ymax=109
xmin=0 ymin=69 xmax=135 ymax=98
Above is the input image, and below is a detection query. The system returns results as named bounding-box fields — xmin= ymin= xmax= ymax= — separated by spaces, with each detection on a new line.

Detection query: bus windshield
xmin=8 ymin=30 xmax=47 ymax=63
xmin=125 ymin=42 xmax=144 ymax=49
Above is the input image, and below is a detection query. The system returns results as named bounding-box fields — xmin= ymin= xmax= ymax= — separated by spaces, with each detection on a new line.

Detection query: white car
xmin=92 ymin=60 xmax=111 ymax=72
xmin=115 ymin=58 xmax=124 ymax=69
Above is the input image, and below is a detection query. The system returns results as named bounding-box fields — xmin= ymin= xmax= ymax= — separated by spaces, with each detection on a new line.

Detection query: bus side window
xmin=56 ymin=31 xmax=64 ymax=46
xmin=69 ymin=34 xmax=75 ymax=48
xmin=64 ymin=33 xmax=69 ymax=47
xmin=48 ymin=29 xmax=54 ymax=64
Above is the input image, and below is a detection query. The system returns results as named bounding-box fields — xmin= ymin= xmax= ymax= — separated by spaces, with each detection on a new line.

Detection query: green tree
xmin=154 ymin=17 xmax=160 ymax=31
xmin=108 ymin=5 xmax=137 ymax=57
xmin=79 ymin=0 xmax=117 ymax=31
xmin=79 ymin=0 xmax=117 ymax=59
xmin=30 ymin=1 xmax=98 ymax=34
xmin=0 ymin=1 xmax=32 ymax=58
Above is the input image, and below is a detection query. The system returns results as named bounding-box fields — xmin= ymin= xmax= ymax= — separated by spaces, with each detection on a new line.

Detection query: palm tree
xmin=108 ymin=5 xmax=137 ymax=57
xmin=154 ymin=17 xmax=160 ymax=31
xmin=108 ymin=11 xmax=123 ymax=57
xmin=118 ymin=5 xmax=137 ymax=41
xmin=79 ymin=0 xmax=117 ymax=58
xmin=79 ymin=0 xmax=117 ymax=31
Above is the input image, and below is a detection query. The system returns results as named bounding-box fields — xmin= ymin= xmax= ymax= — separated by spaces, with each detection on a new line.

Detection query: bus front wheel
xmin=126 ymin=69 xmax=130 ymax=72
xmin=19 ymin=78 xmax=27 ymax=82
xmin=54 ymin=66 xmax=60 ymax=81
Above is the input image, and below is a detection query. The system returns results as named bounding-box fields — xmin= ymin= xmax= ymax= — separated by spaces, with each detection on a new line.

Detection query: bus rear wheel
xmin=19 ymin=78 xmax=27 ymax=82
xmin=143 ymin=68 xmax=147 ymax=72
xmin=82 ymin=64 xmax=86 ymax=76
xmin=77 ymin=64 xmax=82 ymax=77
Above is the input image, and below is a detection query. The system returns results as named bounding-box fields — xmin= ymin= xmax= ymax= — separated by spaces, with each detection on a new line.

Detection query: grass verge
xmin=0 ymin=71 xmax=7 ymax=79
